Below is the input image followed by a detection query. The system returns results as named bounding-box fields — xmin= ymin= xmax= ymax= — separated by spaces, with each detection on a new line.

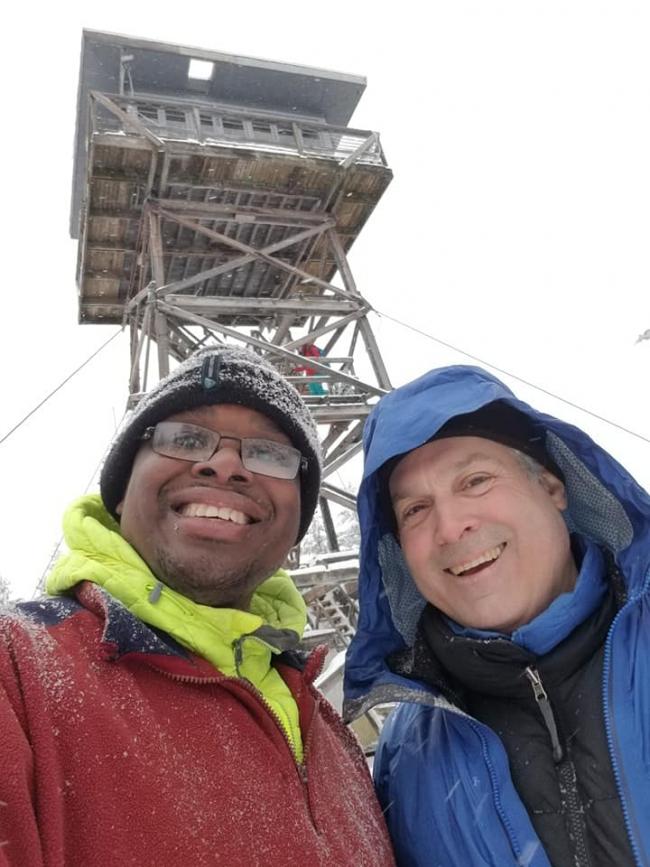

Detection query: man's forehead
xmin=389 ymin=436 xmax=512 ymax=497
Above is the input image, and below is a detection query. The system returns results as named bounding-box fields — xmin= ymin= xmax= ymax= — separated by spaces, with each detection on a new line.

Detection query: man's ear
xmin=115 ymin=500 xmax=124 ymax=516
xmin=538 ymin=471 xmax=568 ymax=511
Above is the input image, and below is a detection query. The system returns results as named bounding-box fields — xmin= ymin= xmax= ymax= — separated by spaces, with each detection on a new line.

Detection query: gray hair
xmin=511 ymin=447 xmax=546 ymax=479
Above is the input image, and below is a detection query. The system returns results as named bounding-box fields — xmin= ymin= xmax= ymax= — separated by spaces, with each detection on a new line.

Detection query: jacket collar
xmin=77 ymin=581 xmax=191 ymax=661
xmin=47 ymin=494 xmax=307 ymax=678
xmin=419 ymin=579 xmax=618 ymax=702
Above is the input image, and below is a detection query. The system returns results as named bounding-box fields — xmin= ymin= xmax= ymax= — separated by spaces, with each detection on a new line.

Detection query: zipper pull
xmin=148 ymin=581 xmax=163 ymax=604
xmin=524 ymin=666 xmax=564 ymax=763
xmin=233 ymin=638 xmax=244 ymax=677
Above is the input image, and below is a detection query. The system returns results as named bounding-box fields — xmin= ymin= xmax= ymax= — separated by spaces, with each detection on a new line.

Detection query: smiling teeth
xmin=178 ymin=503 xmax=250 ymax=525
xmin=448 ymin=544 xmax=505 ymax=576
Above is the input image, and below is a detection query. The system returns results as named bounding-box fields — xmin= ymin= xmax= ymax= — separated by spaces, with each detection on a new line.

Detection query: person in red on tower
xmin=291 ymin=342 xmax=326 ymax=395
xmin=0 ymin=346 xmax=394 ymax=867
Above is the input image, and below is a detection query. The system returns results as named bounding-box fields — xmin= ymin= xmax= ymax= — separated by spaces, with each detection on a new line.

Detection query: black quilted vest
xmin=417 ymin=585 xmax=636 ymax=867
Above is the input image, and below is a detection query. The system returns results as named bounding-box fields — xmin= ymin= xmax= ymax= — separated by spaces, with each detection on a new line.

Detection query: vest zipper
xmin=524 ymin=666 xmax=591 ymax=867
xmin=524 ymin=666 xmax=563 ymax=762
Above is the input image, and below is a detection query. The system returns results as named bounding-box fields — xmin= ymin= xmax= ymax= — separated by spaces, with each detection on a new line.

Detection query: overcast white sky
xmin=1 ymin=1 xmax=649 ymax=599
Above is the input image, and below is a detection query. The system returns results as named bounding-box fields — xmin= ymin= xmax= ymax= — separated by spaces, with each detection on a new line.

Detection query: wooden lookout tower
xmin=70 ymin=32 xmax=393 ymax=732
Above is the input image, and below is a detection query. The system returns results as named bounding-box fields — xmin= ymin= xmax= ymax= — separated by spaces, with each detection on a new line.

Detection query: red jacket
xmin=0 ymin=584 xmax=394 ymax=866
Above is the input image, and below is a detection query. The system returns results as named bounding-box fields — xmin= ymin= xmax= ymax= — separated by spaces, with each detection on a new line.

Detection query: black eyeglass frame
xmin=141 ymin=422 xmax=308 ymax=479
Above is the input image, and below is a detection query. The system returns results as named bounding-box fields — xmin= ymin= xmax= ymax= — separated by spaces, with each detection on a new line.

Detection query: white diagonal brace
xmin=151 ymin=222 xmax=336 ymax=296
xmin=157 ymin=302 xmax=387 ymax=397
xmin=282 ymin=309 xmax=367 ymax=350
xmin=322 ymin=441 xmax=364 ymax=478
xmin=340 ymin=132 xmax=379 ymax=169
xmin=91 ymin=91 xmax=165 ymax=150
xmin=320 ymin=482 xmax=357 ymax=511
xmin=157 ymin=209 xmax=362 ymax=302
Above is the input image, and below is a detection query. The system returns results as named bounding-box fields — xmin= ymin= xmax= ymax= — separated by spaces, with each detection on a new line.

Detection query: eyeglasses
xmin=142 ymin=421 xmax=307 ymax=480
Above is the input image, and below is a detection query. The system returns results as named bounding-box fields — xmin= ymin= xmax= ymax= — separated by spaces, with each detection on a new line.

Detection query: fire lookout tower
xmin=70 ymin=31 xmax=393 ymax=733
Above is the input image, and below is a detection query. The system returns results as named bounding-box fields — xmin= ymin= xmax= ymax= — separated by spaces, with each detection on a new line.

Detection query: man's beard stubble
xmin=153 ymin=545 xmax=275 ymax=610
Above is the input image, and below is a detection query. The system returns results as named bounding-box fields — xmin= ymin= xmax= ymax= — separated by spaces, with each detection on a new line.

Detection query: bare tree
xmin=0 ymin=574 xmax=12 ymax=607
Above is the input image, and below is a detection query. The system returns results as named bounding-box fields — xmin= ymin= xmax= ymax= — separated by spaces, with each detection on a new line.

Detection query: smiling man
xmin=115 ymin=403 xmax=303 ymax=610
xmin=388 ymin=431 xmax=576 ymax=633
xmin=344 ymin=365 xmax=650 ymax=867
xmin=0 ymin=346 xmax=394 ymax=867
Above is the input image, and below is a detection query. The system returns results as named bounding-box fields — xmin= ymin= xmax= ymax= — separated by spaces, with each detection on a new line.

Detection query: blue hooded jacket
xmin=343 ymin=365 xmax=650 ymax=867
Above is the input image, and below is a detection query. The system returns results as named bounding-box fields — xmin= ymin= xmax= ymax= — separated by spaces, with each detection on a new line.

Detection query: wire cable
xmin=0 ymin=329 xmax=122 ymax=447
xmin=374 ymin=309 xmax=650 ymax=445
xmin=34 ymin=405 xmax=128 ymax=597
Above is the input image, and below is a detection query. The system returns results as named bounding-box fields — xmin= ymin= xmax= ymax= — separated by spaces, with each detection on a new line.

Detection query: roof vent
xmin=188 ymin=58 xmax=214 ymax=80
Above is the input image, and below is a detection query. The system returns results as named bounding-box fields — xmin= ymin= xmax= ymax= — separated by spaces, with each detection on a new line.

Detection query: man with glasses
xmin=0 ymin=346 xmax=394 ymax=867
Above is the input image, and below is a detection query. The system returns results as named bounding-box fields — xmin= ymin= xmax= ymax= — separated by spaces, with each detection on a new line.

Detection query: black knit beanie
xmin=432 ymin=401 xmax=564 ymax=481
xmin=100 ymin=345 xmax=322 ymax=543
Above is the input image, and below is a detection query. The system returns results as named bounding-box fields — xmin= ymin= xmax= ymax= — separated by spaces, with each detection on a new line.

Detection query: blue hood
xmin=343 ymin=365 xmax=650 ymax=719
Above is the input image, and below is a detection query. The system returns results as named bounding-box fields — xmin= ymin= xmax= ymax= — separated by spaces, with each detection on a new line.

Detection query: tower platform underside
xmin=77 ymin=95 xmax=392 ymax=327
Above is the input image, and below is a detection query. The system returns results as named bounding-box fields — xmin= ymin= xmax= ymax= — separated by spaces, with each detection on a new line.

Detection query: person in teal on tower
xmin=344 ymin=364 xmax=650 ymax=867
xmin=0 ymin=345 xmax=394 ymax=867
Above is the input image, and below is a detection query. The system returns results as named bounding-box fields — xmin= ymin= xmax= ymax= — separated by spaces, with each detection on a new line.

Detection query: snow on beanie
xmin=100 ymin=345 xmax=322 ymax=543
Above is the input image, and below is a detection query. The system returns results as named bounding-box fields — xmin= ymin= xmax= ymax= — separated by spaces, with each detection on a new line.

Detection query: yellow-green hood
xmin=48 ymin=493 xmax=307 ymax=760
